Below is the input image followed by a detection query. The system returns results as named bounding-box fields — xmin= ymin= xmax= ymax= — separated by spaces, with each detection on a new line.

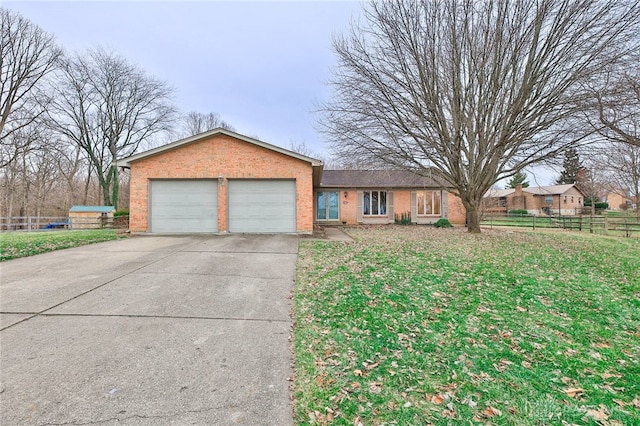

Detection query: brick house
xmin=605 ymin=190 xmax=635 ymax=211
xmin=119 ymin=128 xmax=465 ymax=233
xmin=483 ymin=184 xmax=585 ymax=215
xmin=315 ymin=170 xmax=465 ymax=225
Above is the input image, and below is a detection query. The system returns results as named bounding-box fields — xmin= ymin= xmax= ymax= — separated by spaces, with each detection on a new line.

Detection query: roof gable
xmin=117 ymin=128 xmax=323 ymax=167
xmin=320 ymin=169 xmax=450 ymax=188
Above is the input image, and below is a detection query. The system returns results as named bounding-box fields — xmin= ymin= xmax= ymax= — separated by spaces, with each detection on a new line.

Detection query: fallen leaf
xmin=431 ymin=394 xmax=444 ymax=404
xmin=483 ymin=406 xmax=502 ymax=417
xmin=612 ymin=398 xmax=626 ymax=407
xmin=368 ymin=382 xmax=382 ymax=394
xmin=516 ymin=306 xmax=527 ymax=312
xmin=563 ymin=387 xmax=585 ymax=398
xmin=585 ymin=408 xmax=608 ymax=420
xmin=353 ymin=369 xmax=363 ymax=377
xmin=522 ymin=360 xmax=532 ymax=369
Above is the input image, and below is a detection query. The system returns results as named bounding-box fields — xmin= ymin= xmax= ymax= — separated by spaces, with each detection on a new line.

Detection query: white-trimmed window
xmin=363 ymin=191 xmax=387 ymax=216
xmin=416 ymin=190 xmax=441 ymax=215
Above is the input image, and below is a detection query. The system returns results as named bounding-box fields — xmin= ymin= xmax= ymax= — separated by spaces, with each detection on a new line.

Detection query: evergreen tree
xmin=556 ymin=148 xmax=581 ymax=184
xmin=506 ymin=172 xmax=530 ymax=188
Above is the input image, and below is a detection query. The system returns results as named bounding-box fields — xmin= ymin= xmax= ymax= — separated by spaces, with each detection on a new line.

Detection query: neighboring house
xmin=315 ymin=170 xmax=465 ymax=225
xmin=119 ymin=128 xmax=466 ymax=234
xmin=605 ymin=190 xmax=634 ymax=211
xmin=483 ymin=184 xmax=585 ymax=215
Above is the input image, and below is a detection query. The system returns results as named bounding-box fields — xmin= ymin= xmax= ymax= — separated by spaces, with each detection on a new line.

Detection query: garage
xmin=228 ymin=180 xmax=296 ymax=233
xmin=150 ymin=180 xmax=218 ymax=233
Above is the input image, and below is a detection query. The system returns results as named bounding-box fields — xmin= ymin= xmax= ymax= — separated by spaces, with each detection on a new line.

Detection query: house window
xmin=544 ymin=196 xmax=553 ymax=205
xmin=417 ymin=190 xmax=441 ymax=215
xmin=363 ymin=191 xmax=387 ymax=216
xmin=316 ymin=191 xmax=339 ymax=220
xmin=571 ymin=196 xmax=574 ymax=203
xmin=579 ymin=197 xmax=582 ymax=205
xmin=564 ymin=196 xmax=567 ymax=204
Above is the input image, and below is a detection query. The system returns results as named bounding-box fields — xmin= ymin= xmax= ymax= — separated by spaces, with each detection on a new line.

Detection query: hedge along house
xmin=118 ymin=128 xmax=322 ymax=234
xmin=314 ymin=170 xmax=466 ymax=225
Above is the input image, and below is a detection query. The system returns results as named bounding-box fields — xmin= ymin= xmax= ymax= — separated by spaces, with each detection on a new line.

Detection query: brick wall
xmin=129 ymin=134 xmax=314 ymax=233
xmin=315 ymin=189 xmax=467 ymax=225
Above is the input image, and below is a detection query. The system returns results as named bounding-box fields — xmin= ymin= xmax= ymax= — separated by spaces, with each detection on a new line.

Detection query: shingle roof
xmin=319 ymin=169 xmax=450 ymax=188
xmin=523 ymin=184 xmax=576 ymax=195
xmin=484 ymin=184 xmax=581 ymax=198
xmin=484 ymin=188 xmax=515 ymax=198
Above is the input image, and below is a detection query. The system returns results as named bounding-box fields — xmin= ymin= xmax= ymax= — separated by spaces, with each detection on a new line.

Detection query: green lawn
xmin=294 ymin=227 xmax=640 ymax=425
xmin=0 ymin=229 xmax=121 ymax=261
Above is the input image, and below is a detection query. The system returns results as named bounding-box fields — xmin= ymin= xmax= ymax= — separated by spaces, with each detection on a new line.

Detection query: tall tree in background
xmin=322 ymin=0 xmax=639 ymax=232
xmin=506 ymin=172 xmax=529 ymax=189
xmin=47 ymin=48 xmax=176 ymax=208
xmin=0 ymin=7 xmax=61 ymax=167
xmin=181 ymin=111 xmax=234 ymax=137
xmin=585 ymin=54 xmax=640 ymax=149
xmin=555 ymin=147 xmax=581 ymax=184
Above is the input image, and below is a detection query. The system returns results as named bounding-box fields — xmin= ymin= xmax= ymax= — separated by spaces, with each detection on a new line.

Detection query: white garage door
xmin=228 ymin=180 xmax=296 ymax=233
xmin=150 ymin=180 xmax=218 ymax=233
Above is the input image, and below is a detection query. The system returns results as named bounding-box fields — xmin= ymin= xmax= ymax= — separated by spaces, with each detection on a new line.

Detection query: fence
xmin=0 ymin=216 xmax=129 ymax=232
xmin=481 ymin=213 xmax=640 ymax=237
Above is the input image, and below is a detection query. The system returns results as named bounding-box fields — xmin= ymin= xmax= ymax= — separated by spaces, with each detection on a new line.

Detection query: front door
xmin=316 ymin=191 xmax=339 ymax=221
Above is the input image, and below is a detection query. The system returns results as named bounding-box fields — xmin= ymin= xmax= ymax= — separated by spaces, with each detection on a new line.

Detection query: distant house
xmin=483 ymin=184 xmax=585 ymax=215
xmin=605 ymin=190 xmax=634 ymax=211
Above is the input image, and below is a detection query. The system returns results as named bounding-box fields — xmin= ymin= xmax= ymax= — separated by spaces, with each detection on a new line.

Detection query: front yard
xmin=294 ymin=227 xmax=640 ymax=425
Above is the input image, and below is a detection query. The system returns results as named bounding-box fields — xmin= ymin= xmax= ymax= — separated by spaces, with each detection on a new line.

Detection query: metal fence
xmin=0 ymin=216 xmax=129 ymax=232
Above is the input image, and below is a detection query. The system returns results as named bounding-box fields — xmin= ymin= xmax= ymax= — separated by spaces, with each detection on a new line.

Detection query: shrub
xmin=394 ymin=211 xmax=412 ymax=225
xmin=583 ymin=202 xmax=609 ymax=209
xmin=434 ymin=218 xmax=452 ymax=228
xmin=114 ymin=209 xmax=129 ymax=217
xmin=508 ymin=209 xmax=529 ymax=215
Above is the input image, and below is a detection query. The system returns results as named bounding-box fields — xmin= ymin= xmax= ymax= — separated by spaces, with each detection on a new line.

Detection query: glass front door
xmin=316 ymin=191 xmax=339 ymax=220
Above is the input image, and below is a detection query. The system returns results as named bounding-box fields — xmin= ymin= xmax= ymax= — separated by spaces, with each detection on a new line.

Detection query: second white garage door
xmin=228 ymin=180 xmax=296 ymax=233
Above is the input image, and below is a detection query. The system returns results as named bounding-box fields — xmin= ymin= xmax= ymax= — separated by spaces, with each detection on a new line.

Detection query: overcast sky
xmin=5 ymin=0 xmax=557 ymax=184
xmin=5 ymin=0 xmax=362 ymax=158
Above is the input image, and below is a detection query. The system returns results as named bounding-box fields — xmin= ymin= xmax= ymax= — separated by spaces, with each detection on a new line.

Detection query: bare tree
xmin=0 ymin=7 xmax=61 ymax=167
xmin=592 ymin=142 xmax=640 ymax=216
xmin=322 ymin=0 xmax=639 ymax=232
xmin=47 ymin=47 xmax=176 ymax=208
xmin=181 ymin=111 xmax=234 ymax=136
xmin=585 ymin=55 xmax=640 ymax=149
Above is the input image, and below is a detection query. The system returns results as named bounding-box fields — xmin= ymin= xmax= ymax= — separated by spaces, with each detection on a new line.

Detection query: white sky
xmin=4 ymin=0 xmax=362 ymax=157
xmin=4 ymin=0 xmax=557 ymax=184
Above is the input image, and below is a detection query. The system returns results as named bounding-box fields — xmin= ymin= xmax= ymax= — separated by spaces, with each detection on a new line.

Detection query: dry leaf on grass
xmin=483 ymin=406 xmax=503 ymax=417
xmin=368 ymin=382 xmax=382 ymax=394
xmin=563 ymin=387 xmax=585 ymax=398
xmin=585 ymin=408 xmax=609 ymax=420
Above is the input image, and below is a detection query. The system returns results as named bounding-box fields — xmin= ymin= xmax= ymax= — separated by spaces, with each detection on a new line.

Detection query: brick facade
xmin=128 ymin=133 xmax=314 ymax=233
xmin=314 ymin=189 xmax=466 ymax=225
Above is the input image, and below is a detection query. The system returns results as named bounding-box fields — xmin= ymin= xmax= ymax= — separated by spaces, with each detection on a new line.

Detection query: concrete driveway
xmin=0 ymin=234 xmax=297 ymax=425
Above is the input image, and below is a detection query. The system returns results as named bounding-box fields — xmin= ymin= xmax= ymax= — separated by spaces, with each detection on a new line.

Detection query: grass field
xmin=0 ymin=229 xmax=121 ymax=261
xmin=294 ymin=227 xmax=640 ymax=425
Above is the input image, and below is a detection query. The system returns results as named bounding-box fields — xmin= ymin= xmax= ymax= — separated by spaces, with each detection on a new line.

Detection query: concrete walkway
xmin=0 ymin=235 xmax=297 ymax=425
